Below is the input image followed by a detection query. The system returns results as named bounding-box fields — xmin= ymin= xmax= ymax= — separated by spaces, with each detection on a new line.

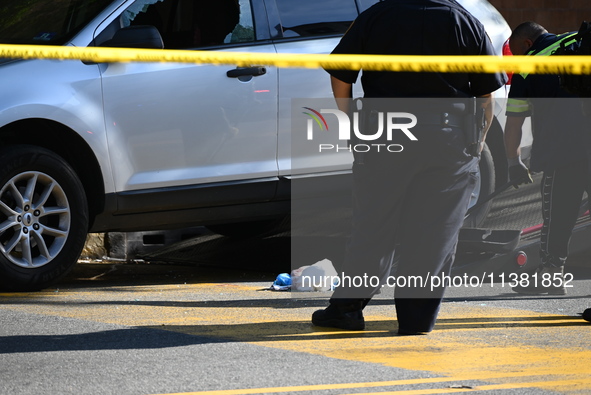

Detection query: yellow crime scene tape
xmin=2 ymin=44 xmax=591 ymax=74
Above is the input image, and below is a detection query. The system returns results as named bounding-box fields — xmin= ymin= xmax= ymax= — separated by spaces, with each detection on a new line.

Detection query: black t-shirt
xmin=327 ymin=0 xmax=507 ymax=98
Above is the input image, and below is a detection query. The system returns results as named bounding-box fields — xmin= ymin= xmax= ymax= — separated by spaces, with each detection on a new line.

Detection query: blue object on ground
xmin=273 ymin=273 xmax=291 ymax=286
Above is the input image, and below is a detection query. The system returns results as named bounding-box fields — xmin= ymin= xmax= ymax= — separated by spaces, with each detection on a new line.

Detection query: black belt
xmin=410 ymin=112 xmax=465 ymax=128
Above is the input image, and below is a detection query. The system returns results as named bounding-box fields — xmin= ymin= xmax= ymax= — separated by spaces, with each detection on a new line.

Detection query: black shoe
xmin=512 ymin=265 xmax=566 ymax=295
xmin=312 ymin=303 xmax=365 ymax=331
xmin=397 ymin=328 xmax=430 ymax=336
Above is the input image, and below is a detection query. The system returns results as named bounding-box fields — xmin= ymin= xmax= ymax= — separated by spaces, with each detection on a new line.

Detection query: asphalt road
xmin=2 ymin=174 xmax=591 ymax=395
xmin=1 ymin=248 xmax=591 ymax=395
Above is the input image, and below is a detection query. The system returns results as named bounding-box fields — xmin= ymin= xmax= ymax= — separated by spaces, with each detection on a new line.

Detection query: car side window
xmin=122 ymin=0 xmax=256 ymax=49
xmin=0 ymin=0 xmax=114 ymax=46
xmin=274 ymin=0 xmax=358 ymax=38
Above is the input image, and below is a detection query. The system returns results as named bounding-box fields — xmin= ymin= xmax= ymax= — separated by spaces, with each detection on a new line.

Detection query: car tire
xmin=0 ymin=145 xmax=89 ymax=291
xmin=463 ymin=143 xmax=495 ymax=228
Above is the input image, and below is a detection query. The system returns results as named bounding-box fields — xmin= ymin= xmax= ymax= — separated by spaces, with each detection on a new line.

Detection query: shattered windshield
xmin=0 ymin=0 xmax=115 ymax=45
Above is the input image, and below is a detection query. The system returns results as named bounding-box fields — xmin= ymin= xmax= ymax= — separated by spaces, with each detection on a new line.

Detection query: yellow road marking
xmin=250 ymin=333 xmax=591 ymax=393
xmin=150 ymin=373 xmax=588 ymax=395
xmin=2 ymin=285 xmax=591 ymax=394
xmin=350 ymin=378 xmax=591 ymax=395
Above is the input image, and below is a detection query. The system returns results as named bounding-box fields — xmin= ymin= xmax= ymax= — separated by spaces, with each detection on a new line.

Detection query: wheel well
xmin=0 ymin=119 xmax=105 ymax=229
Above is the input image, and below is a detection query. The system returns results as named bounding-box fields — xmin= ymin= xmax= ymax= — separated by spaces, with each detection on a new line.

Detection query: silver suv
xmin=0 ymin=0 xmax=512 ymax=290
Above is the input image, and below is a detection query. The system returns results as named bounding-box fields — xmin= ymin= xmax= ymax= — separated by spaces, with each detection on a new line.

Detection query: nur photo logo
xmin=302 ymin=107 xmax=418 ymax=153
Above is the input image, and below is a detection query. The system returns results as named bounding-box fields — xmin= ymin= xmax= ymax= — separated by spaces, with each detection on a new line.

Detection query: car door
xmin=98 ymin=0 xmax=278 ymax=194
xmin=266 ymin=0 xmax=362 ymax=178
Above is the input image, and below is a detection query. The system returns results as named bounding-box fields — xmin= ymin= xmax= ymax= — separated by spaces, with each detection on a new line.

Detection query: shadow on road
xmin=2 ymin=313 xmax=589 ymax=355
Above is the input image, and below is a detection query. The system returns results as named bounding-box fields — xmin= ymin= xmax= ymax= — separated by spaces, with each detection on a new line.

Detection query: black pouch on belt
xmin=464 ymin=97 xmax=485 ymax=157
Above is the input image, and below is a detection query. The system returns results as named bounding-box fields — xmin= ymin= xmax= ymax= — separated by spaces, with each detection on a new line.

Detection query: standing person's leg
xmin=392 ymin=124 xmax=478 ymax=334
xmin=541 ymin=161 xmax=588 ymax=263
xmin=513 ymin=159 xmax=587 ymax=295
xmin=312 ymin=151 xmax=418 ymax=330
xmin=312 ymin=120 xmax=477 ymax=333
xmin=393 ymin=162 xmax=477 ymax=334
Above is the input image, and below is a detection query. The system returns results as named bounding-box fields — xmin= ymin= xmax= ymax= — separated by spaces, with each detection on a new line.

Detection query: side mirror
xmin=101 ymin=25 xmax=164 ymax=49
